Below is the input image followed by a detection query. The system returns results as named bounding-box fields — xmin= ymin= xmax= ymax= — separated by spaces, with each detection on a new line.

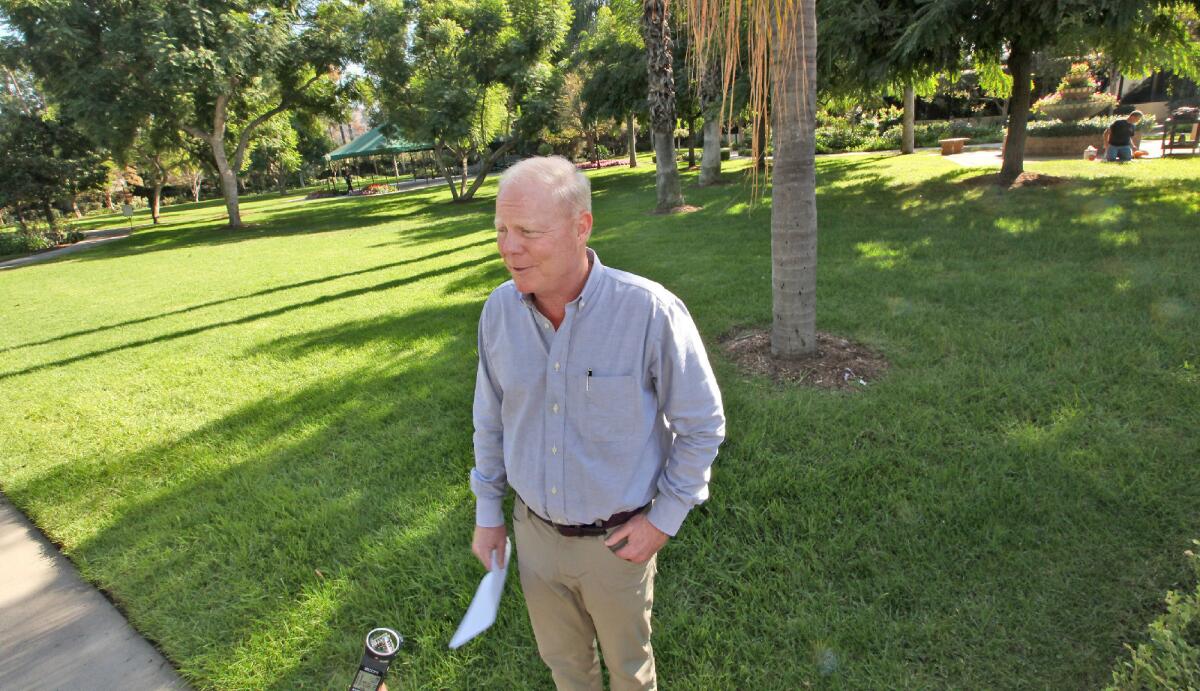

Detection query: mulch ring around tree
xmin=959 ymin=172 xmax=1067 ymax=189
xmin=649 ymin=204 xmax=702 ymax=215
xmin=721 ymin=329 xmax=889 ymax=391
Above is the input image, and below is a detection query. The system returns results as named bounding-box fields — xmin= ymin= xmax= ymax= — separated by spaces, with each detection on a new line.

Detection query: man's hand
xmin=472 ymin=524 xmax=508 ymax=570
xmin=604 ymin=513 xmax=668 ymax=563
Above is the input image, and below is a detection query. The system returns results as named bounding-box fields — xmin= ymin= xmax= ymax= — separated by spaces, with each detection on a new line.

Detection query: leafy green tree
xmin=820 ymin=0 xmax=1200 ymax=184
xmin=127 ymin=117 xmax=200 ymax=224
xmin=577 ymin=1 xmax=647 ymax=167
xmin=0 ymin=112 xmax=106 ymax=234
xmin=2 ymin=0 xmax=361 ymax=227
xmin=246 ymin=116 xmax=303 ymax=194
xmin=367 ymin=0 xmax=573 ymax=202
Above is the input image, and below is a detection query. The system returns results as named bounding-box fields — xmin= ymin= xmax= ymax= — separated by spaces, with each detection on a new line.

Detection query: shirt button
xmin=551 ymin=487 xmax=558 ymax=495
xmin=580 ymin=300 xmax=586 ymax=307
xmin=554 ymin=362 xmax=560 ymax=371
xmin=552 ymin=403 xmax=559 ymax=413
xmin=543 ymin=322 xmax=550 ymax=329
xmin=551 ymin=446 xmax=558 ymax=455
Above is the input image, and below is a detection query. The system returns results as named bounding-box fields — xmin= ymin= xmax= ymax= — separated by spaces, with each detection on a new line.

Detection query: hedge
xmin=814 ymin=120 xmax=1005 ymax=154
xmin=1026 ymin=114 xmax=1157 ymax=138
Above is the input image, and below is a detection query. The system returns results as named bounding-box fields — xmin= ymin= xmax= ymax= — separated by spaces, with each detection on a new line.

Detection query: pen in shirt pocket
xmin=587 ymin=369 xmax=592 ymax=391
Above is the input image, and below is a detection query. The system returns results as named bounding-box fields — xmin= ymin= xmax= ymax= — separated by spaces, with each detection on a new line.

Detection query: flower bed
xmin=575 ymin=158 xmax=628 ymax=170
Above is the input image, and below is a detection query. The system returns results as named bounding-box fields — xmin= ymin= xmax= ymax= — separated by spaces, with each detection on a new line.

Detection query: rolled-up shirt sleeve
xmin=646 ymin=298 xmax=726 ymax=536
xmin=470 ymin=303 xmax=508 ymax=528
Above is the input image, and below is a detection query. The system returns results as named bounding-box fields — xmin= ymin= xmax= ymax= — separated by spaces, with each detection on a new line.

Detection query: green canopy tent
xmin=323 ymin=123 xmax=434 ymax=191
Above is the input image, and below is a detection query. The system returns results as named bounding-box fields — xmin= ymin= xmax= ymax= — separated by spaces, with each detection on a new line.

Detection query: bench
xmin=939 ymin=137 xmax=969 ymax=155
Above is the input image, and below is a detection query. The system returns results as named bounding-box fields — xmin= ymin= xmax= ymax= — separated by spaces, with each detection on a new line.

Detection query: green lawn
xmin=1 ymin=154 xmax=1198 ymax=689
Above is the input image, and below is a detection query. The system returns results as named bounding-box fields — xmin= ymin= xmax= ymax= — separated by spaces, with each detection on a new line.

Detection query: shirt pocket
xmin=583 ymin=375 xmax=639 ymax=442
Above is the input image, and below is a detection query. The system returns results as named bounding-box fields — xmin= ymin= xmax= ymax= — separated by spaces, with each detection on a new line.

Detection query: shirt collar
xmin=515 ymin=247 xmax=605 ymax=313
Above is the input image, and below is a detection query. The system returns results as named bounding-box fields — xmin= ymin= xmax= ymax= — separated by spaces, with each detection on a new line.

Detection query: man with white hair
xmin=470 ymin=155 xmax=726 ymax=690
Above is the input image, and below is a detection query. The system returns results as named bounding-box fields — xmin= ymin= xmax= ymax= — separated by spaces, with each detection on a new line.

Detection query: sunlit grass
xmin=1 ymin=153 xmax=1199 ymax=688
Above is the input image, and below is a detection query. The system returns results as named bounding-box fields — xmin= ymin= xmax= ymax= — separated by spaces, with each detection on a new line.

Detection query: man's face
xmin=1129 ymin=114 xmax=1142 ymax=125
xmin=494 ymin=177 xmax=591 ymax=297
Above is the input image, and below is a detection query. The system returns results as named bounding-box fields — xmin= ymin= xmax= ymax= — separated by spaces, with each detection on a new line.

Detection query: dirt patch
xmin=721 ymin=329 xmax=888 ymax=391
xmin=649 ymin=204 xmax=702 ymax=215
xmin=960 ymin=172 xmax=1067 ymax=189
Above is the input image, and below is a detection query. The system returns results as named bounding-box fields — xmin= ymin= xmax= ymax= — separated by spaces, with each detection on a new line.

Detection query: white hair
xmin=497 ymin=155 xmax=592 ymax=216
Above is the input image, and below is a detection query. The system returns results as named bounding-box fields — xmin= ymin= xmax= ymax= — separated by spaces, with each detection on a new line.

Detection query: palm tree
xmin=687 ymin=0 xmax=817 ymax=356
xmin=642 ymin=0 xmax=685 ymax=212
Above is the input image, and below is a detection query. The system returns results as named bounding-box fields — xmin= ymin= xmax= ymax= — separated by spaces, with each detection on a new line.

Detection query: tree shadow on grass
xmin=0 ymin=254 xmax=494 ymax=382
xmin=7 ymin=303 xmax=549 ymax=689
xmin=51 ymin=188 xmax=491 ymax=267
xmin=0 ymin=236 xmax=496 ymax=355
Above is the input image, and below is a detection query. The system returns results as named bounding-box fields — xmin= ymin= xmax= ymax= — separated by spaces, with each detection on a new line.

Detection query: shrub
xmin=1106 ymin=542 xmax=1200 ymax=690
xmin=536 ymin=142 xmax=553 ymax=156
xmin=1027 ymin=114 xmax=1156 ymax=138
xmin=720 ymin=148 xmax=731 ymax=161
xmin=0 ymin=223 xmax=55 ymax=256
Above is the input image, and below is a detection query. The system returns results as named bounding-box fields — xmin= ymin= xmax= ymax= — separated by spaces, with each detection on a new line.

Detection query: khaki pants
xmin=513 ymin=496 xmax=657 ymax=691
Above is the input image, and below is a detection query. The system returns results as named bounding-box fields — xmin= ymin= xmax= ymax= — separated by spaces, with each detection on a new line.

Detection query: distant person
xmin=1104 ymin=110 xmax=1143 ymax=162
xmin=343 ymin=169 xmax=354 ymax=193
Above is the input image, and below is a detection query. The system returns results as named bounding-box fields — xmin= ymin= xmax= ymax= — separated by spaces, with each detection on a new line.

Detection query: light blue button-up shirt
xmin=470 ymin=249 xmax=726 ymax=536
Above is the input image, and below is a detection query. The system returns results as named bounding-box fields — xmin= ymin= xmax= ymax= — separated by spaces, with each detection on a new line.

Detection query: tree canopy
xmin=1 ymin=0 xmax=362 ymax=226
xmin=365 ymin=0 xmax=573 ymax=202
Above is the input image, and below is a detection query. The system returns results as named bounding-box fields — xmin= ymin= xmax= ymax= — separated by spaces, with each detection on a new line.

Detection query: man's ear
xmin=576 ymin=210 xmax=594 ymax=243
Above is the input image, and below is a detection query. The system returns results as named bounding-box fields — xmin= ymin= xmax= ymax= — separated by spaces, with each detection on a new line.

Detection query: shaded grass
xmin=0 ymin=153 xmax=1198 ymax=688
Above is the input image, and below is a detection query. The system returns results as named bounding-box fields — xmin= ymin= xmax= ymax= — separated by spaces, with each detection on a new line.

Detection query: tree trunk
xmin=460 ymin=140 xmax=517 ymax=200
xmin=628 ymin=112 xmax=638 ymax=167
xmin=104 ymin=189 xmax=115 ymax=211
xmin=902 ymin=85 xmax=916 ymax=154
xmin=1000 ymin=44 xmax=1034 ymax=185
xmin=151 ymin=183 xmax=163 ymax=224
xmin=41 ymin=199 xmax=56 ymax=232
xmin=71 ymin=195 xmax=83 ymax=219
xmin=699 ymin=117 xmax=722 ymax=185
xmin=698 ymin=61 xmax=721 ymax=185
xmin=432 ymin=142 xmax=462 ymax=201
xmin=687 ymin=117 xmax=697 ymax=167
xmin=770 ymin=0 xmax=818 ymax=358
xmin=191 ymin=176 xmax=202 ymax=203
xmin=755 ymin=110 xmax=768 ymax=171
xmin=211 ymin=139 xmax=242 ymax=227
xmin=643 ymin=0 xmax=685 ymax=212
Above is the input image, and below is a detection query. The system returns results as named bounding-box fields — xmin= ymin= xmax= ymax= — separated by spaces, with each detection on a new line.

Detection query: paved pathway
xmin=0 ymin=226 xmax=135 ymax=271
xmin=0 ymin=494 xmax=188 ymax=690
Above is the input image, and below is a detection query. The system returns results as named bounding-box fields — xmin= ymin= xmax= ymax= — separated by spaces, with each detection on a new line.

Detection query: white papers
xmin=448 ymin=538 xmax=512 ymax=649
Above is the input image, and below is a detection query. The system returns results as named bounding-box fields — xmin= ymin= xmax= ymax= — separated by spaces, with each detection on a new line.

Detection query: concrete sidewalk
xmin=0 ymin=226 xmax=135 ymax=271
xmin=0 ymin=494 xmax=188 ymax=690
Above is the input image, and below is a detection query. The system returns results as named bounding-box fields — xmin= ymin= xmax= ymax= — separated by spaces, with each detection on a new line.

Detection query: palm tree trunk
xmin=699 ymin=63 xmax=722 ymax=185
xmin=627 ymin=112 xmax=638 ymax=167
xmin=770 ymin=0 xmax=818 ymax=357
xmin=755 ymin=110 xmax=768 ymax=171
xmin=902 ymin=85 xmax=915 ymax=154
xmin=642 ymin=0 xmax=685 ymax=212
xmin=687 ymin=117 xmax=696 ymax=167
xmin=1000 ymin=43 xmax=1033 ymax=185
xmin=699 ymin=117 xmax=722 ymax=185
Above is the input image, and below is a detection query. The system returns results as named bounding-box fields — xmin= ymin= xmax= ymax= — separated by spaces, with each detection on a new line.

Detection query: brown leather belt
xmin=529 ymin=504 xmax=648 ymax=537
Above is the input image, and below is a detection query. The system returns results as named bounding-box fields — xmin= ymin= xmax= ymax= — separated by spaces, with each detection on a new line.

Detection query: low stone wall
xmin=1025 ymin=133 xmax=1105 ymax=156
